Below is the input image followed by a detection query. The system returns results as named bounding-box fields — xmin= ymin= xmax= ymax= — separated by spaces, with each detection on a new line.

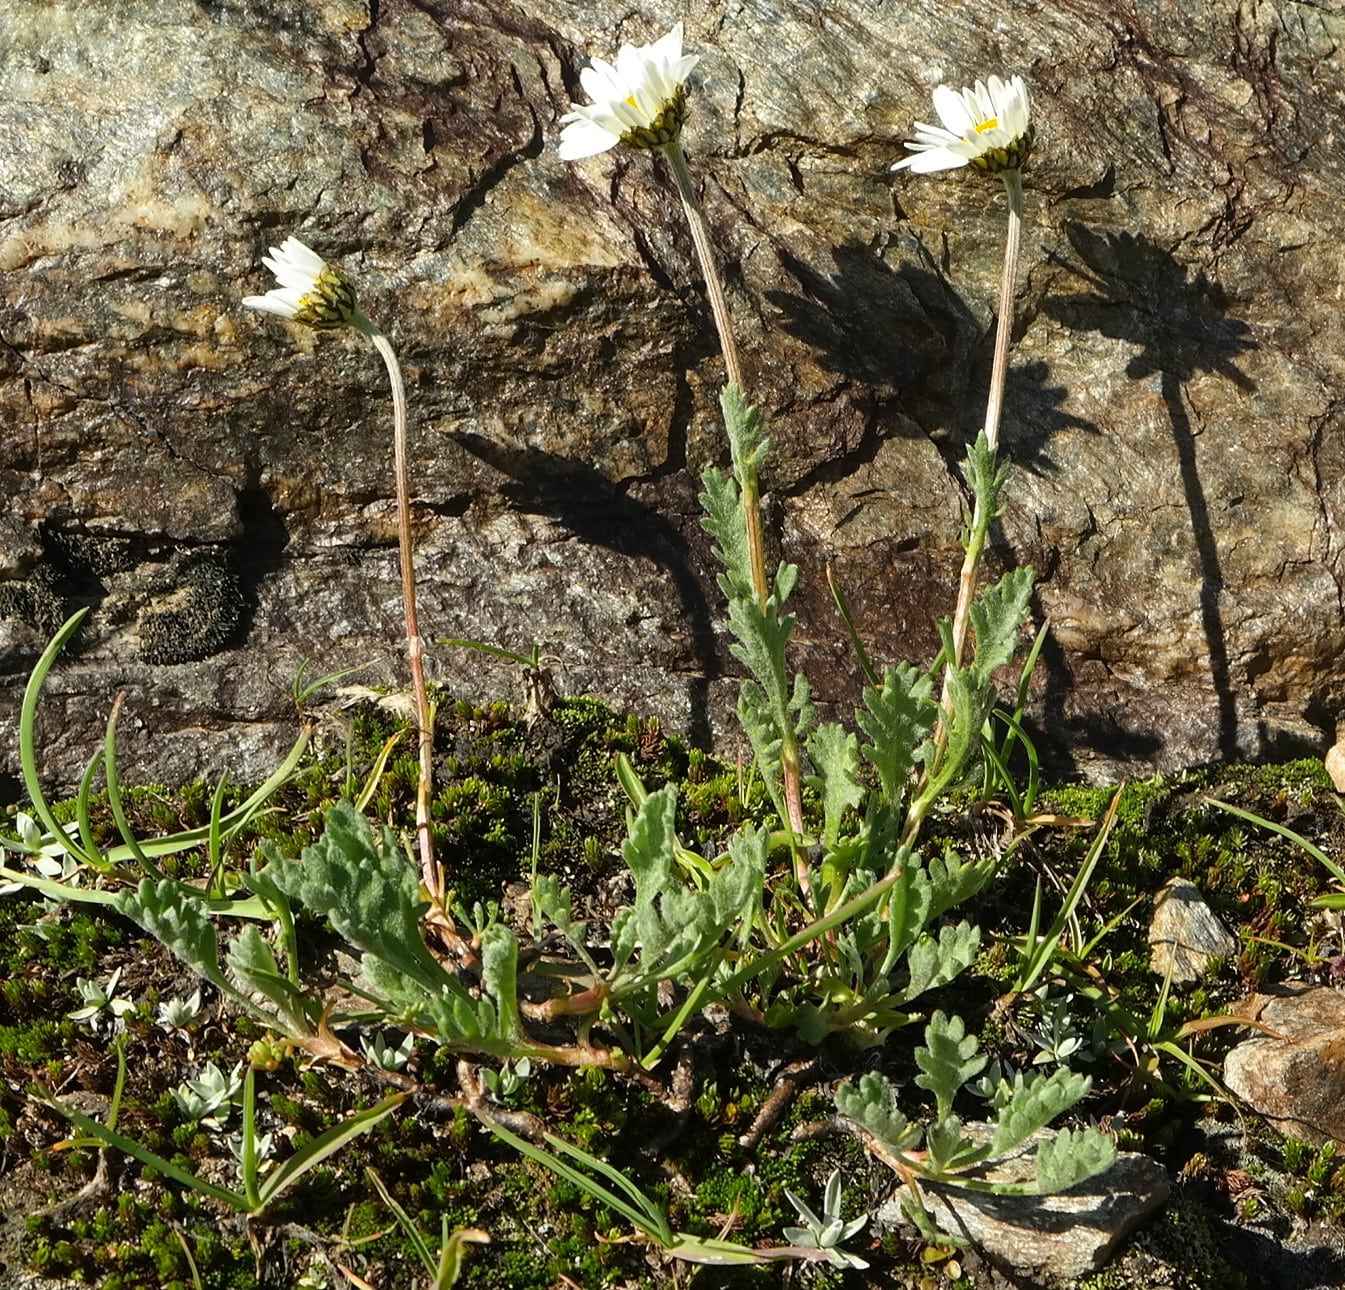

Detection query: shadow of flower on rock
xmin=449 ymin=433 xmax=717 ymax=750
xmin=766 ymin=241 xmax=950 ymax=394
xmin=767 ymin=240 xmax=1099 ymax=477
xmin=1041 ymin=224 xmax=1258 ymax=763
xmin=1000 ymin=359 xmax=1099 ymax=478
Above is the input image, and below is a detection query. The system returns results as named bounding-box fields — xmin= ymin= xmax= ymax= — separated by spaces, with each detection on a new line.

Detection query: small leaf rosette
xmin=557 ymin=22 xmax=699 ymax=160
xmin=893 ymin=74 xmax=1032 ymax=175
xmin=242 ymin=236 xmax=360 ymax=330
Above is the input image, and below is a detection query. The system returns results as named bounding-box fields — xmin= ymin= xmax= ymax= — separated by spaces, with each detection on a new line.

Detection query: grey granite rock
xmin=877 ymin=1126 xmax=1170 ymax=1285
xmin=2 ymin=0 xmax=1344 ymax=792
xmin=1224 ymin=983 xmax=1345 ymax=1148
xmin=1148 ymin=877 xmax=1239 ymax=983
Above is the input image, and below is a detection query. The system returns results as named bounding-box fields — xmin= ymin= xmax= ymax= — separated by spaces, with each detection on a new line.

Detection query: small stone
xmin=1325 ymin=741 xmax=1345 ymax=793
xmin=1223 ymin=983 xmax=1345 ymax=1148
xmin=1148 ymin=878 xmax=1239 ymax=983
xmin=877 ymin=1125 xmax=1169 ymax=1286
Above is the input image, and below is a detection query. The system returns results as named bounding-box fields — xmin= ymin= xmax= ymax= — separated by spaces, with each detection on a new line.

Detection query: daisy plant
xmin=243 ymin=238 xmax=441 ymax=905
xmin=559 ymin=24 xmax=809 ymax=883
xmin=892 ymin=76 xmax=1033 ymax=839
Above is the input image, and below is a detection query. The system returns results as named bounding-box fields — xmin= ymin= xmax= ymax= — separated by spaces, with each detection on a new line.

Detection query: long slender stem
xmin=662 ymin=138 xmax=744 ymax=394
xmin=663 ymin=136 xmax=807 ymax=867
xmin=905 ymin=169 xmax=1025 ymax=846
xmin=982 ymin=170 xmax=1024 ymax=456
xmin=359 ymin=320 xmax=439 ymax=901
xmin=945 ymin=168 xmax=1024 ymax=672
xmin=663 ymin=140 xmax=769 ymax=607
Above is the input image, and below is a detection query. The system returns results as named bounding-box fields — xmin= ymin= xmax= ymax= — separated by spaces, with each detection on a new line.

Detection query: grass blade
xmin=46 ymin=1097 xmax=248 ymax=1210
xmin=103 ymin=693 xmax=165 ymax=879
xmin=257 ymin=1091 xmax=408 ymax=1212
xmin=1206 ymin=796 xmax=1345 ymax=889
xmin=365 ymin=1167 xmax=437 ymax=1274
xmin=74 ymin=750 xmax=114 ymax=874
xmin=19 ymin=610 xmax=100 ymax=868
xmin=486 ymin=1119 xmax=672 ymax=1246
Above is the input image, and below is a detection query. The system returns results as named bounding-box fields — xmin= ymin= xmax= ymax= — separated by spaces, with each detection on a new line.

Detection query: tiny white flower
xmin=558 ymin=23 xmax=699 ymax=161
xmin=893 ymin=74 xmax=1032 ymax=175
xmin=243 ymin=236 xmax=361 ymax=330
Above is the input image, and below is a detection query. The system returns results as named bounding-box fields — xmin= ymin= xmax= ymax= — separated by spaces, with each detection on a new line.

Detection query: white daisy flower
xmin=242 ymin=236 xmax=360 ymax=329
xmin=557 ymin=23 xmax=700 ymax=161
xmin=893 ymin=74 xmax=1032 ymax=175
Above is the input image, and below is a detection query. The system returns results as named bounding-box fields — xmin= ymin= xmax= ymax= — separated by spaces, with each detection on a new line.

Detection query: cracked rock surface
xmin=1 ymin=0 xmax=1343 ymax=792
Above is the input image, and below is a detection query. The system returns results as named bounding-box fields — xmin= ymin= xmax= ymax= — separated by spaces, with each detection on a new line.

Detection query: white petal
xmin=613 ymin=41 xmax=648 ymax=89
xmin=263 ymin=238 xmax=325 ymax=288
xmin=1000 ymin=76 xmax=1030 ymax=135
xmin=897 ymin=147 xmax=970 ymax=173
xmin=908 ymin=120 xmax=961 ymax=148
xmin=557 ymin=117 xmax=621 ymax=160
xmin=580 ymin=59 xmax=625 ymax=103
xmin=932 ymin=84 xmax=975 ymax=136
xmin=275 ymin=237 xmax=325 ymax=273
xmin=242 ymin=291 xmax=301 ymax=318
xmin=966 ymin=79 xmax=996 ymax=123
xmin=649 ymin=22 xmax=684 ymax=63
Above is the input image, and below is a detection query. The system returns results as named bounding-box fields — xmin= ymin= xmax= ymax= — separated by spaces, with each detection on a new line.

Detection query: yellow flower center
xmin=975 ymin=117 xmax=1000 ymax=134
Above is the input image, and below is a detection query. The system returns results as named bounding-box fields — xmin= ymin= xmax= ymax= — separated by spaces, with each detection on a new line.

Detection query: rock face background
xmin=1 ymin=0 xmax=1342 ymax=794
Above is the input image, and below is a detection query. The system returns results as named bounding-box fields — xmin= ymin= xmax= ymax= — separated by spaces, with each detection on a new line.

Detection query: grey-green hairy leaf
xmin=699 ymin=466 xmax=754 ymax=603
xmin=115 ymin=879 xmax=229 ymax=995
xmin=615 ymin=787 xmax=765 ymax=992
xmin=915 ymin=1011 xmax=986 ymax=1121
xmin=925 ymin=1114 xmax=983 ymax=1174
xmin=858 ymin=665 xmax=934 ymax=805
xmin=801 ymin=726 xmax=855 ymax=855
xmin=1033 ymin=1127 xmax=1117 ymax=1194
xmin=834 ymin=1072 xmax=922 ymax=1154
xmin=225 ymin=925 xmax=309 ymax=1034
xmin=925 ymin=848 xmax=996 ymax=920
xmin=902 ymin=922 xmax=980 ymax=1003
xmin=969 ymin=566 xmax=1035 ymax=688
xmin=719 ymin=384 xmax=770 ymax=477
xmin=989 ymin=1068 xmax=1092 ymax=1158
xmin=263 ymin=802 xmax=449 ymax=996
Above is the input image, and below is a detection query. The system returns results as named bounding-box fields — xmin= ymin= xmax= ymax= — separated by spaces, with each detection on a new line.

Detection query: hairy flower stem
xmin=664 ymin=137 xmax=808 ymax=862
xmin=906 ymin=170 xmax=1025 ymax=847
xmin=947 ymin=169 xmax=1023 ymax=670
xmin=982 ymin=169 xmax=1024 ymax=456
xmin=355 ymin=319 xmax=440 ymax=903
xmin=662 ymin=140 xmax=743 ymax=394
xmin=662 ymin=140 xmax=770 ymax=605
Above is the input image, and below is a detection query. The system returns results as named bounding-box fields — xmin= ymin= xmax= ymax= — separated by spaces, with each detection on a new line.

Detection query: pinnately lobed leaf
xmin=915 ymin=1010 xmax=987 ymax=1122
xmin=858 ymin=664 xmax=935 ymax=806
xmin=115 ymin=878 xmax=229 ymax=994
xmin=1033 ymin=1126 xmax=1117 ymax=1193
xmin=969 ymin=566 xmax=1035 ymax=688
xmin=262 ymin=801 xmax=449 ymax=996
xmin=901 ymin=922 xmax=981 ymax=1004
xmin=834 ymin=1071 xmax=922 ymax=1154
xmin=806 ymin=723 xmax=863 ymax=850
xmin=989 ymin=1067 xmax=1092 ymax=1157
